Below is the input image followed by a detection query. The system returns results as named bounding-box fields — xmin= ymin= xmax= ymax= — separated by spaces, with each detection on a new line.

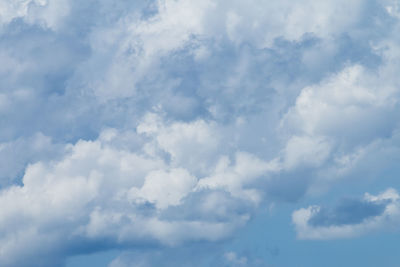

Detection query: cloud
xmin=0 ymin=115 xmax=277 ymax=266
xmin=282 ymin=64 xmax=399 ymax=142
xmin=292 ymin=188 xmax=400 ymax=239
xmin=308 ymin=198 xmax=386 ymax=227
xmin=0 ymin=0 xmax=70 ymax=30
xmin=1 ymin=0 xmax=400 ymax=265
xmin=279 ymin=46 xmax=400 ymax=193
xmin=0 ymin=133 xmax=63 ymax=186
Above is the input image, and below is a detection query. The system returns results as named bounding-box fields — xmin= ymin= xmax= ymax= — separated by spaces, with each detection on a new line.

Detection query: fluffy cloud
xmin=1 ymin=0 xmax=400 ymax=266
xmin=292 ymin=188 xmax=400 ymax=239
xmin=0 ymin=115 xmax=275 ymax=266
xmin=283 ymin=64 xmax=399 ymax=142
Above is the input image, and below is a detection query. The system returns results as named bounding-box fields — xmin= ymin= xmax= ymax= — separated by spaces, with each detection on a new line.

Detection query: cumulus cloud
xmin=1 ymin=0 xmax=400 ymax=266
xmin=0 ymin=115 xmax=276 ymax=266
xmin=292 ymin=188 xmax=400 ymax=239
xmin=283 ymin=64 xmax=399 ymax=142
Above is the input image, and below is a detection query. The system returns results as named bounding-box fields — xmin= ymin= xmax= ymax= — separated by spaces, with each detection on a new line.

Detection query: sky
xmin=1 ymin=0 xmax=400 ymax=266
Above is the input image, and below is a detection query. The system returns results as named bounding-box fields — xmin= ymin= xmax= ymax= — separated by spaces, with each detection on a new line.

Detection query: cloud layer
xmin=1 ymin=0 xmax=400 ymax=266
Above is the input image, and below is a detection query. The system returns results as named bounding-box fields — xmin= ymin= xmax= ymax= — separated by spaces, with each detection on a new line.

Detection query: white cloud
xmin=279 ymin=54 xmax=400 ymax=188
xmin=224 ymin=251 xmax=248 ymax=266
xmin=219 ymin=0 xmax=364 ymax=46
xmin=0 ymin=114 xmax=274 ymax=265
xmin=283 ymin=135 xmax=332 ymax=169
xmin=0 ymin=0 xmax=70 ymax=30
xmin=76 ymin=0 xmax=371 ymax=101
xmin=283 ymin=64 xmax=398 ymax=140
xmin=2 ymin=0 xmax=400 ymax=265
xmin=197 ymin=152 xmax=279 ymax=203
xmin=292 ymin=188 xmax=400 ymax=239
xmin=128 ymin=168 xmax=197 ymax=209
xmin=138 ymin=114 xmax=221 ymax=175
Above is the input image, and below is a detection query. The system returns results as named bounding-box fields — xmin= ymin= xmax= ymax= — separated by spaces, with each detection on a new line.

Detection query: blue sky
xmin=1 ymin=0 xmax=400 ymax=266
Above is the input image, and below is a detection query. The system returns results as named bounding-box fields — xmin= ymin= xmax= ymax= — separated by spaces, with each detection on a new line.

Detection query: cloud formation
xmin=293 ymin=188 xmax=400 ymax=239
xmin=0 ymin=116 xmax=277 ymax=266
xmin=1 ymin=0 xmax=400 ymax=266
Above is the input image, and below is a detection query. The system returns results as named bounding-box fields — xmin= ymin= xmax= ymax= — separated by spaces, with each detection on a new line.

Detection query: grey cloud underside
xmin=1 ymin=0 xmax=400 ymax=266
xmin=292 ymin=188 xmax=400 ymax=240
xmin=308 ymin=198 xmax=387 ymax=227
